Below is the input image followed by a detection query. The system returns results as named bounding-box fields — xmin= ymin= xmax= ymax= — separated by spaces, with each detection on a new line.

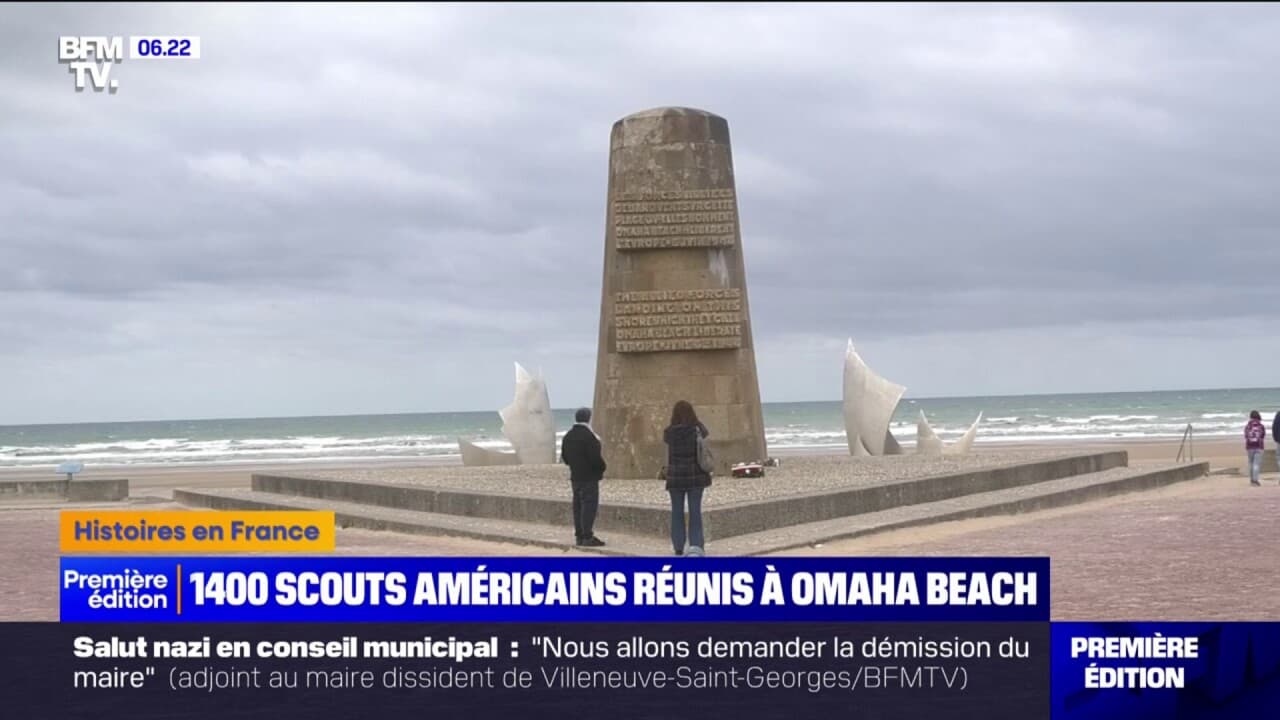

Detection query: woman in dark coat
xmin=663 ymin=400 xmax=711 ymax=556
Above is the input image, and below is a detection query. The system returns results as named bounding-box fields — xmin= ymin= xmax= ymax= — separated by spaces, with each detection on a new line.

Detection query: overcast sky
xmin=3 ymin=2 xmax=1279 ymax=424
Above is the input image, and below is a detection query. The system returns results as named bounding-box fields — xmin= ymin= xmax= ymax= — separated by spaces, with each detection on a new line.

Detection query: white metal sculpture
xmin=915 ymin=411 xmax=984 ymax=455
xmin=845 ymin=339 xmax=981 ymax=456
xmin=457 ymin=439 xmax=519 ymax=466
xmin=842 ymin=339 xmax=906 ymax=456
xmin=915 ymin=411 xmax=945 ymax=456
xmin=499 ymin=362 xmax=556 ymax=464
xmin=457 ymin=362 xmax=556 ymax=466
xmin=952 ymin=412 xmax=983 ymax=454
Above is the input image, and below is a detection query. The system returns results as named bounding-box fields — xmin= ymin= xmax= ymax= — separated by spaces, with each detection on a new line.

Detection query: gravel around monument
xmin=305 ymin=450 xmax=1067 ymax=506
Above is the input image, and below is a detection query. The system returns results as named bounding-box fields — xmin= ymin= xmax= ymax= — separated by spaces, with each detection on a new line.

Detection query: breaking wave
xmin=1 ymin=392 xmax=1272 ymax=468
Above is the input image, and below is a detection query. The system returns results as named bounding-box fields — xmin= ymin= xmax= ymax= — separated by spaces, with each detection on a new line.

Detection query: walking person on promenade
xmin=663 ymin=400 xmax=712 ymax=556
xmin=1245 ymin=410 xmax=1266 ymax=487
xmin=561 ymin=407 xmax=606 ymax=547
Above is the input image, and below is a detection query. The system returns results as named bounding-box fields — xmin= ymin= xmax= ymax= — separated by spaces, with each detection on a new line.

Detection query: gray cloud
xmin=2 ymin=2 xmax=1279 ymax=423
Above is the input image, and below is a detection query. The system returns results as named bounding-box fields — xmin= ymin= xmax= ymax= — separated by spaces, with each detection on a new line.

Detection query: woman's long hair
xmin=670 ymin=400 xmax=699 ymax=427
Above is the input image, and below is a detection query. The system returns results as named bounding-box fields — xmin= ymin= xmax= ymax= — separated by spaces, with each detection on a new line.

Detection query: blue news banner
xmin=0 ymin=556 xmax=1274 ymax=719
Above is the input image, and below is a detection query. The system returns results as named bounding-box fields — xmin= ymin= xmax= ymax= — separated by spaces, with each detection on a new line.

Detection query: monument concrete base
xmin=175 ymin=452 xmax=1208 ymax=556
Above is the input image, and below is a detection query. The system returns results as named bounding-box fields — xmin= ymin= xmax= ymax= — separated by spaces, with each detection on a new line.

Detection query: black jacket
xmin=1273 ymin=412 xmax=1280 ymax=444
xmin=561 ymin=424 xmax=606 ymax=483
xmin=663 ymin=422 xmax=711 ymax=490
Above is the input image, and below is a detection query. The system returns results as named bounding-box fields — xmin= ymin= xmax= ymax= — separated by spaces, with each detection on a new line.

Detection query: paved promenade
xmin=4 ymin=474 xmax=1276 ymax=620
xmin=782 ymin=474 xmax=1280 ymax=620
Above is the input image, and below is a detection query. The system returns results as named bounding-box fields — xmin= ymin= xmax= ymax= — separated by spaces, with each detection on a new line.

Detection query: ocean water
xmin=2 ymin=388 xmax=1277 ymax=469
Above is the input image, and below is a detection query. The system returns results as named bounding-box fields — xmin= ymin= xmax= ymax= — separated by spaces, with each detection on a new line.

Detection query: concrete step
xmin=0 ymin=478 xmax=129 ymax=502
xmin=245 ymin=451 xmax=1127 ymax=540
xmin=172 ymin=488 xmax=673 ymax=556
xmin=714 ymin=462 xmax=1211 ymax=556
xmin=176 ymin=461 xmax=1206 ymax=557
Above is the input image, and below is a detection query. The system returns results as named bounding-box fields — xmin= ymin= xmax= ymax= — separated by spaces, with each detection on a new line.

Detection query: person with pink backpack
xmin=1245 ymin=410 xmax=1266 ymax=486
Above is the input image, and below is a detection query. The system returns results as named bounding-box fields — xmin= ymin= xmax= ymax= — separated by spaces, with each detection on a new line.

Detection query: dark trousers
xmin=571 ymin=480 xmax=600 ymax=540
xmin=669 ymin=487 xmax=705 ymax=554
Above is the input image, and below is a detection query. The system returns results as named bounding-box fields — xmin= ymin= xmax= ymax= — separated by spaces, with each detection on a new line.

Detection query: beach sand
xmin=0 ymin=436 xmax=1250 ymax=491
xmin=2 ymin=437 xmax=1274 ymax=620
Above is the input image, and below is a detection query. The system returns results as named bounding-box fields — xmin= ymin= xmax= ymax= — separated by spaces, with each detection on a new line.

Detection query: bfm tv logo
xmin=58 ymin=36 xmax=123 ymax=93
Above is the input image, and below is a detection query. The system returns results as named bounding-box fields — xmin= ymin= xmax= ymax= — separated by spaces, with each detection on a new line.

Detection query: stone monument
xmin=591 ymin=107 xmax=767 ymax=478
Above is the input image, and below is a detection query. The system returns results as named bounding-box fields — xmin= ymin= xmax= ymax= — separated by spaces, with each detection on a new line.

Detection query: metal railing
xmin=1176 ymin=423 xmax=1194 ymax=463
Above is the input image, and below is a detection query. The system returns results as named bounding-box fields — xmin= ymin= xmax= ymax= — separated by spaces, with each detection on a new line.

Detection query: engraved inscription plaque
xmin=612 ymin=289 xmax=743 ymax=353
xmin=612 ymin=189 xmax=738 ymax=250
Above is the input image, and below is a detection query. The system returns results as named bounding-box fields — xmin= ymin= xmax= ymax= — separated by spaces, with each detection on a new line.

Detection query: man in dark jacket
xmin=561 ymin=407 xmax=606 ymax=547
xmin=1273 ymin=411 xmax=1280 ymax=446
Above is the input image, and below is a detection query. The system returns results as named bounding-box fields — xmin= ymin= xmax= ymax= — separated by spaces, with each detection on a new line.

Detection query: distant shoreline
xmin=3 ymin=386 xmax=1278 ymax=428
xmin=0 ymin=435 xmax=1250 ymax=482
